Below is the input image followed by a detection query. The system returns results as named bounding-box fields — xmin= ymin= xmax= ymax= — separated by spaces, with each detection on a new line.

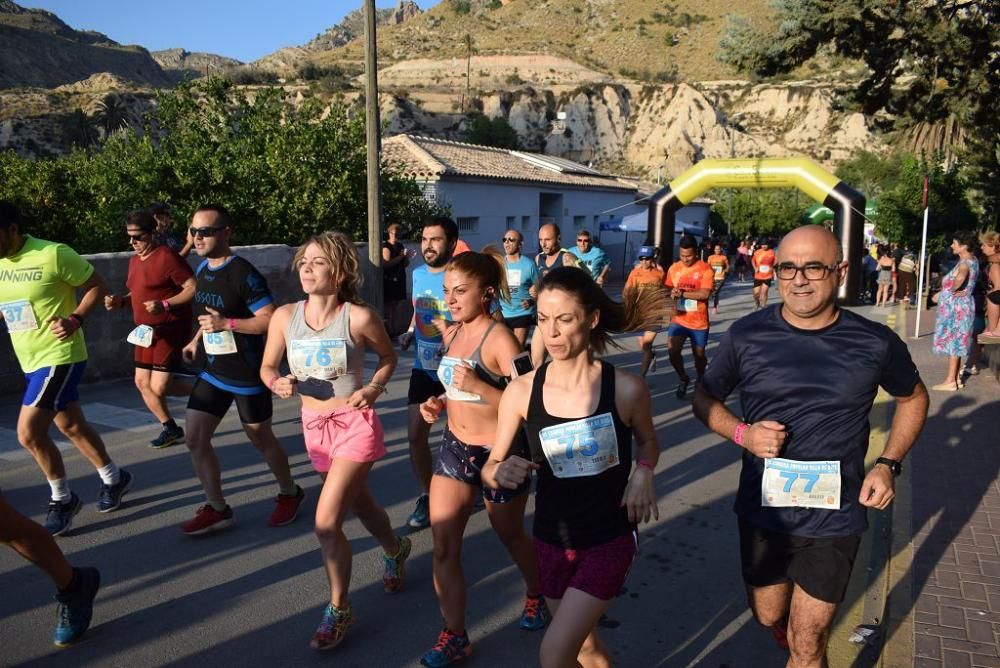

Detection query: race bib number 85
xmin=761 ymin=458 xmax=841 ymax=510
xmin=538 ymin=413 xmax=620 ymax=479
xmin=203 ymin=330 xmax=238 ymax=355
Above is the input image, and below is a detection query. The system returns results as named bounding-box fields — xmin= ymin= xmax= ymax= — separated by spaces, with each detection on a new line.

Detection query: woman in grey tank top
xmin=260 ymin=232 xmax=411 ymax=651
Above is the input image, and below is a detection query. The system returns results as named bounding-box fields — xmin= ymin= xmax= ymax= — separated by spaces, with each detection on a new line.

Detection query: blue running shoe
xmin=150 ymin=425 xmax=184 ymax=449
xmin=420 ymin=628 xmax=472 ymax=667
xmin=53 ymin=566 xmax=100 ymax=647
xmin=383 ymin=535 xmax=412 ymax=593
xmin=44 ymin=493 xmax=82 ymax=536
xmin=519 ymin=594 xmax=551 ymax=631
xmin=407 ymin=493 xmax=430 ymax=529
xmin=97 ymin=469 xmax=133 ymax=513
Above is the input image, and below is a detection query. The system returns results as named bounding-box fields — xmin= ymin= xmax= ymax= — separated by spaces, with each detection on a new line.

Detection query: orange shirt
xmin=752 ymin=249 xmax=776 ymax=281
xmin=625 ymin=265 xmax=666 ymax=292
xmin=665 ymin=260 xmax=714 ymax=330
xmin=707 ymin=254 xmax=729 ymax=281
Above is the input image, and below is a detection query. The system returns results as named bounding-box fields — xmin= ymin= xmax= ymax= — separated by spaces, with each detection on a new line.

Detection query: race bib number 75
xmin=761 ymin=458 xmax=841 ymax=510
xmin=538 ymin=413 xmax=620 ymax=479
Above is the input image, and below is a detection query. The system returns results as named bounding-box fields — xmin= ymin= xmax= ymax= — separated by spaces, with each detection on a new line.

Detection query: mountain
xmin=152 ymin=48 xmax=243 ymax=81
xmin=0 ymin=0 xmax=172 ymax=89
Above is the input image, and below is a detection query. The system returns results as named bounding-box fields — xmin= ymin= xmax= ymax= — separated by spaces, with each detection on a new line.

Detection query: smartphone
xmin=510 ymin=351 xmax=533 ymax=378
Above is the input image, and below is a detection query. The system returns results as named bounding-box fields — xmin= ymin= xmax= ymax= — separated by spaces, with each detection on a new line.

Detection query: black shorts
xmin=738 ymin=517 xmax=861 ymax=604
xmin=187 ymin=377 xmax=273 ymax=424
xmin=989 ymin=290 xmax=1000 ymax=306
xmin=408 ymin=369 xmax=445 ymax=405
xmin=502 ymin=314 xmax=535 ymax=330
xmin=434 ymin=429 xmax=530 ymax=503
xmin=753 ymin=278 xmax=773 ymax=287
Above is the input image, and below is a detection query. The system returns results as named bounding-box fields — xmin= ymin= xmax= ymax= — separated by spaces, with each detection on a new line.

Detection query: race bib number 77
xmin=761 ymin=458 xmax=841 ymax=510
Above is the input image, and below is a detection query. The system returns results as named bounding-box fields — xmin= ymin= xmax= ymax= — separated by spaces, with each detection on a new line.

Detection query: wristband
xmin=267 ymin=376 xmax=280 ymax=391
xmin=227 ymin=318 xmax=237 ymax=332
xmin=733 ymin=422 xmax=750 ymax=447
xmin=367 ymin=381 xmax=387 ymax=395
xmin=161 ymin=300 xmax=170 ymax=312
xmin=637 ymin=459 xmax=655 ymax=472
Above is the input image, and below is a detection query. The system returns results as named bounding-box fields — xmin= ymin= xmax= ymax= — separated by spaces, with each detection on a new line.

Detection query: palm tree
xmin=61 ymin=108 xmax=99 ymax=148
xmin=92 ymin=94 xmax=136 ymax=136
xmin=461 ymin=33 xmax=476 ymax=113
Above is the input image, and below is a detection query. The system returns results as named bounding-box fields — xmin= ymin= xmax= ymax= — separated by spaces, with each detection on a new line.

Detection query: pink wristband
xmin=637 ymin=459 xmax=654 ymax=472
xmin=160 ymin=300 xmax=170 ymax=311
xmin=733 ymin=422 xmax=750 ymax=446
xmin=267 ymin=376 xmax=280 ymax=391
xmin=227 ymin=318 xmax=237 ymax=331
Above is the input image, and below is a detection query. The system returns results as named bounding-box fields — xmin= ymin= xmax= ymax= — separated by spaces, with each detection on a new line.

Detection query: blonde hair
xmin=980 ymin=230 xmax=1000 ymax=248
xmin=445 ymin=245 xmax=511 ymax=306
xmin=292 ymin=232 xmax=364 ymax=305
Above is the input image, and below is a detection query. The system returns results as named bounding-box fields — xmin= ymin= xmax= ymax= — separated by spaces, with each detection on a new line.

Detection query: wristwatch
xmin=875 ymin=457 xmax=902 ymax=477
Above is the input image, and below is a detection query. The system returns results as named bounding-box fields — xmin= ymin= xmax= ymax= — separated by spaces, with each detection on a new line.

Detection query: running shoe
xmin=420 ymin=628 xmax=472 ymax=667
xmin=44 ymin=493 xmax=82 ymax=536
xmin=96 ymin=468 xmax=133 ymax=513
xmin=53 ymin=566 xmax=100 ymax=647
xmin=407 ymin=493 xmax=430 ymax=529
xmin=675 ymin=378 xmax=690 ymax=399
xmin=310 ymin=603 xmax=353 ymax=650
xmin=383 ymin=535 xmax=412 ymax=593
xmin=771 ymin=616 xmax=789 ymax=650
xmin=519 ymin=594 xmax=551 ymax=631
xmin=965 ymin=366 xmax=980 ymax=376
xmin=181 ymin=504 xmax=233 ymax=536
xmin=269 ymin=485 xmax=305 ymax=527
xmin=150 ymin=425 xmax=184 ymax=449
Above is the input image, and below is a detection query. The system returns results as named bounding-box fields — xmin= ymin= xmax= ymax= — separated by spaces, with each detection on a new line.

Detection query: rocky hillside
xmin=0 ymin=1 xmax=172 ymax=89
xmin=151 ymin=49 xmax=243 ymax=81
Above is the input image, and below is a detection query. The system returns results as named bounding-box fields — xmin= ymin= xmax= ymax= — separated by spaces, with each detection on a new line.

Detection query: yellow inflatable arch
xmin=648 ymin=157 xmax=866 ymax=303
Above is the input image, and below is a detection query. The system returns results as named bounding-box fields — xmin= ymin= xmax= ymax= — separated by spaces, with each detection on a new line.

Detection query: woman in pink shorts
xmin=483 ymin=266 xmax=665 ymax=668
xmin=260 ymin=232 xmax=410 ymax=651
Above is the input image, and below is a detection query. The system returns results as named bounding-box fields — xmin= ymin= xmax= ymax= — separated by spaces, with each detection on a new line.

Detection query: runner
xmin=623 ymin=245 xmax=667 ymax=376
xmin=692 ymin=225 xmax=929 ymax=668
xmin=417 ymin=248 xmax=550 ymax=667
xmin=398 ymin=216 xmax=457 ymax=529
xmin=260 ymin=231 xmax=411 ymax=650
xmin=735 ymin=239 xmax=750 ymax=283
xmin=665 ymin=235 xmax=714 ymax=399
xmin=105 ymin=209 xmax=195 ymax=449
xmin=482 ymin=265 xmax=663 ymax=668
xmin=0 ymin=491 xmax=99 ymax=646
xmin=500 ymin=229 xmax=540 ymax=348
xmin=751 ymin=238 xmax=776 ymax=310
xmin=0 ymin=201 xmax=132 ymax=536
xmin=179 ymin=204 xmax=303 ymax=535
xmin=531 ymin=224 xmax=579 ymax=368
xmin=570 ymin=230 xmax=610 ymax=287
xmin=707 ymin=243 xmax=730 ymax=314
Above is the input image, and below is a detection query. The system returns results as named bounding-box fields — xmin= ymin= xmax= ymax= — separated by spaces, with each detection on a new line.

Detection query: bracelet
xmin=733 ymin=422 xmax=750 ymax=446
xmin=69 ymin=312 xmax=84 ymax=325
xmin=227 ymin=318 xmax=237 ymax=332
xmin=637 ymin=459 xmax=655 ymax=472
xmin=161 ymin=300 xmax=170 ymax=311
xmin=367 ymin=381 xmax=387 ymax=395
xmin=267 ymin=376 xmax=280 ymax=391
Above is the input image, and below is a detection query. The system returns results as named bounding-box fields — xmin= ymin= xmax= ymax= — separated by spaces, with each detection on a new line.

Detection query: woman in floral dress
xmin=932 ymin=231 xmax=980 ymax=390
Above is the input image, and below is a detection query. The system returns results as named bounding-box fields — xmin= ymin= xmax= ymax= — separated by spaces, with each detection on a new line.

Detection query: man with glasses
xmin=665 ymin=235 xmax=715 ymax=398
xmin=499 ymin=229 xmax=540 ymax=347
xmin=693 ymin=225 xmax=928 ymax=668
xmin=179 ymin=204 xmax=303 ymax=535
xmin=570 ymin=230 xmax=610 ymax=287
xmin=0 ymin=200 xmax=132 ymax=535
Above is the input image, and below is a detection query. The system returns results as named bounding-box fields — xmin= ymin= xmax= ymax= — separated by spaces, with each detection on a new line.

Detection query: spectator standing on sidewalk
xmin=931 ymin=231 xmax=979 ymax=391
xmin=382 ymin=223 xmax=415 ymax=337
xmin=979 ymin=231 xmax=1000 ymax=340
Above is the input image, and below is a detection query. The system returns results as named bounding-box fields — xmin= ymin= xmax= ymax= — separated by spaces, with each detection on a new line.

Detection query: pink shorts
xmin=534 ymin=531 xmax=638 ymax=601
xmin=301 ymin=406 xmax=386 ymax=472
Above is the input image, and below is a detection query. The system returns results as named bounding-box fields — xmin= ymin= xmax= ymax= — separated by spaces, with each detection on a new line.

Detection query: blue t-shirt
xmin=501 ymin=255 xmax=540 ymax=319
xmin=411 ymin=264 xmax=450 ymax=374
xmin=700 ymin=306 xmax=920 ymax=538
xmin=572 ymin=246 xmax=610 ymax=281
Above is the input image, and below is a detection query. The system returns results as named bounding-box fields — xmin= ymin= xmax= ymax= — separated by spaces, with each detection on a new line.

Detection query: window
xmin=456 ymin=217 xmax=479 ymax=234
xmin=506 ymin=216 xmax=516 ymax=228
xmin=593 ymin=215 xmax=600 ymax=228
xmin=573 ymin=215 xmax=586 ymax=229
xmin=522 ymin=215 xmax=531 ymax=231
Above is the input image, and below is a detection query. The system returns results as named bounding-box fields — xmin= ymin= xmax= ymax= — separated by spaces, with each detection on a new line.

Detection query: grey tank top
xmin=285 ymin=300 xmax=365 ymax=399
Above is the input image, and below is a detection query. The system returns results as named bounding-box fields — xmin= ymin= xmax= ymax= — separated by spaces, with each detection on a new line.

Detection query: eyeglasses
xmin=126 ymin=232 xmax=150 ymax=242
xmin=502 ymin=237 xmax=520 ymax=243
xmin=576 ymin=238 xmax=590 ymax=243
xmin=189 ymin=226 xmax=227 ymax=238
xmin=776 ymin=263 xmax=840 ymax=280
xmin=639 ymin=256 xmax=653 ymax=261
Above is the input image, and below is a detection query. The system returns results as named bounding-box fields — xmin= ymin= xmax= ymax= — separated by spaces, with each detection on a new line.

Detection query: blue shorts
xmin=23 ymin=361 xmax=87 ymax=412
xmin=667 ymin=323 xmax=709 ymax=348
xmin=434 ymin=429 xmax=530 ymax=504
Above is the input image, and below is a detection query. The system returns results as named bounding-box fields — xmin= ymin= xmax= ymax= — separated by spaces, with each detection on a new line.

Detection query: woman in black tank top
xmin=482 ymin=266 xmax=667 ymax=668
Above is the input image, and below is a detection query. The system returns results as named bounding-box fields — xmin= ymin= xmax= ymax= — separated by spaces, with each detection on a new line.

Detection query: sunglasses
xmin=502 ymin=237 xmax=520 ymax=243
xmin=127 ymin=232 xmax=150 ymax=242
xmin=189 ymin=226 xmax=227 ymax=238
xmin=577 ymin=238 xmax=590 ymax=242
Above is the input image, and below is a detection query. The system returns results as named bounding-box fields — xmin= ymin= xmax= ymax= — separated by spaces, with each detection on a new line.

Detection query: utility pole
xmin=364 ymin=0 xmax=384 ymax=311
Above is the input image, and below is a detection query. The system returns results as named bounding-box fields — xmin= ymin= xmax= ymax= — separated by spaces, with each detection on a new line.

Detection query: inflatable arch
xmin=647 ymin=157 xmax=866 ymax=304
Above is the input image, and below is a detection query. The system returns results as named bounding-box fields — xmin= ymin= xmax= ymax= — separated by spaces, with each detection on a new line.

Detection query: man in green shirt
xmin=0 ymin=201 xmax=132 ymax=535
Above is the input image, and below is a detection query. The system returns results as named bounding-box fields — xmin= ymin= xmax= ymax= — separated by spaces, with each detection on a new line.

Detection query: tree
xmin=60 ymin=109 xmax=98 ymax=149
xmin=92 ymin=94 xmax=137 ymax=137
xmin=465 ymin=115 xmax=520 ymax=150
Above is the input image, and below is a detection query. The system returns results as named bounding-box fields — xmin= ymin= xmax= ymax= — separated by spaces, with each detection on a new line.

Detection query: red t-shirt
xmin=752 ymin=249 xmax=776 ymax=281
xmin=126 ymin=245 xmax=194 ymax=326
xmin=625 ymin=265 xmax=666 ymax=292
xmin=665 ymin=260 xmax=714 ymax=330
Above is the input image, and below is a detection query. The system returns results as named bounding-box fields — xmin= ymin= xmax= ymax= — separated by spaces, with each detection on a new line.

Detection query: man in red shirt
xmin=105 ymin=210 xmax=196 ymax=448
xmin=665 ymin=235 xmax=715 ymax=398
xmin=752 ymin=238 xmax=777 ymax=310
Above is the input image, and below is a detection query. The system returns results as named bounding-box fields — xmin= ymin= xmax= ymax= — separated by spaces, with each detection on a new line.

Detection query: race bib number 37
xmin=761 ymin=458 xmax=841 ymax=510
xmin=538 ymin=413 xmax=620 ymax=479
xmin=0 ymin=299 xmax=39 ymax=333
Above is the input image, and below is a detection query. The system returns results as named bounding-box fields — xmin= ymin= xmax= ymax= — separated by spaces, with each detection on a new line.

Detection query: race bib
xmin=761 ymin=458 xmax=841 ymax=510
xmin=538 ymin=413 xmax=620 ymax=479
xmin=203 ymin=330 xmax=238 ymax=355
xmin=288 ymin=338 xmax=347 ymax=380
xmin=507 ymin=268 xmax=523 ymax=287
xmin=679 ymin=298 xmax=699 ymax=312
xmin=126 ymin=324 xmax=154 ymax=348
xmin=759 ymin=264 xmax=771 ymax=275
xmin=416 ymin=339 xmax=441 ymax=372
xmin=713 ymin=266 xmax=724 ymax=275
xmin=0 ymin=299 xmax=39 ymax=333
xmin=437 ymin=356 xmax=481 ymax=402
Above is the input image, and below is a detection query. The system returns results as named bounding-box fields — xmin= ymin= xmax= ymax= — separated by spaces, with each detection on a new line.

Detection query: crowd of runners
xmin=0 ymin=200 xmax=936 ymax=668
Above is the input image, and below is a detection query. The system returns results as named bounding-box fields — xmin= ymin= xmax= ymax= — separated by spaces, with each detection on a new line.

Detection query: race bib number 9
xmin=437 ymin=356 xmax=481 ymax=402
xmin=288 ymin=338 xmax=347 ymax=380
xmin=0 ymin=299 xmax=39 ymax=333
xmin=538 ymin=413 xmax=620 ymax=479
xmin=761 ymin=458 xmax=841 ymax=510
xmin=203 ymin=330 xmax=238 ymax=355
xmin=127 ymin=324 xmax=154 ymax=348
xmin=416 ymin=340 xmax=441 ymax=372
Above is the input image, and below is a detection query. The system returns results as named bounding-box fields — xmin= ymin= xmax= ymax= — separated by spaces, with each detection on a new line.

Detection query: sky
xmin=18 ymin=0 xmax=441 ymax=63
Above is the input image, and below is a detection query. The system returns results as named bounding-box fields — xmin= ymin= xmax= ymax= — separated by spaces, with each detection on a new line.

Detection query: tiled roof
xmin=382 ymin=135 xmax=637 ymax=192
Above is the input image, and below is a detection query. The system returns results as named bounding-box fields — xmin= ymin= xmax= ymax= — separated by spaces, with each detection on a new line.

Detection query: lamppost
xmin=363 ymin=0 xmax=383 ymax=311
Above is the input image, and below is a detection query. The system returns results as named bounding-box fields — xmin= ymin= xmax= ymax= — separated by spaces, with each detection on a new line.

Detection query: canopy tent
xmin=600 ymin=211 xmax=707 ymax=277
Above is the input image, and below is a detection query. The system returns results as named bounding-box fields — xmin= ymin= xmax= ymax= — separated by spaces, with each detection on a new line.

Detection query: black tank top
xmin=526 ymin=360 xmax=634 ymax=549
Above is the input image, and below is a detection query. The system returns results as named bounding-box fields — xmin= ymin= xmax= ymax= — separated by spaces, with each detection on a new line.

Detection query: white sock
xmin=97 ymin=462 xmax=120 ymax=486
xmin=48 ymin=478 xmax=71 ymax=503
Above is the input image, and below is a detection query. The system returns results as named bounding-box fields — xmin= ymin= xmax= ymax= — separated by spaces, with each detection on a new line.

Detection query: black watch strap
xmin=875 ymin=457 xmax=902 ymax=476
